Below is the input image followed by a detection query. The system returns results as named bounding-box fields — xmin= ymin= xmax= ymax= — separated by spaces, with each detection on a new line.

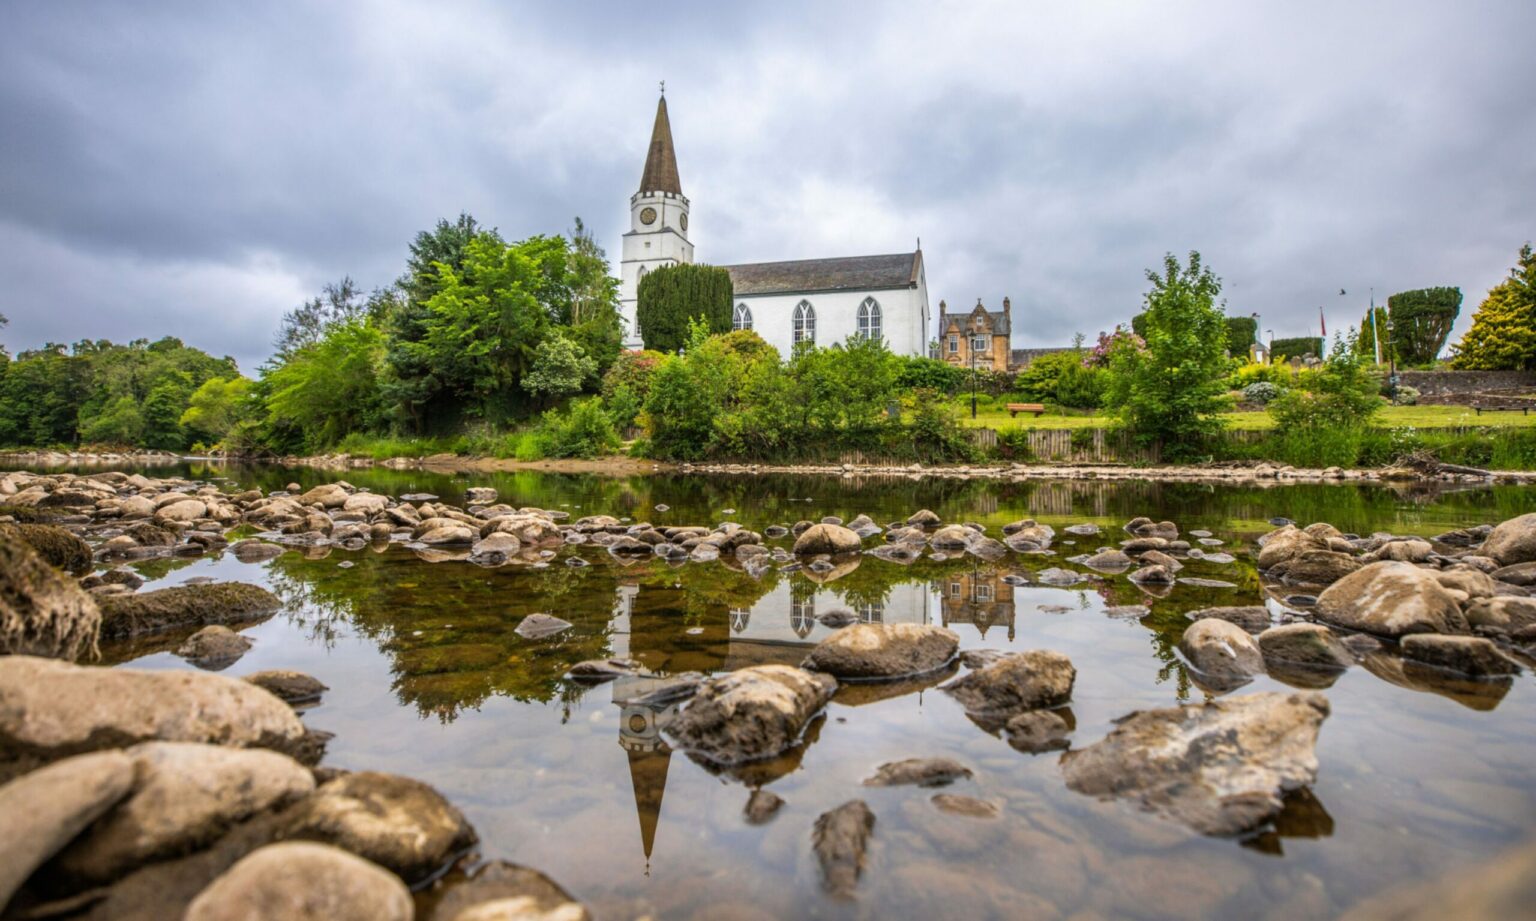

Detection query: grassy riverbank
xmin=954 ymin=401 xmax=1536 ymax=431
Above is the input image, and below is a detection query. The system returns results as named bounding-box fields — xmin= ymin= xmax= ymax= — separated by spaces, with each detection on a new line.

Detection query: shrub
xmin=1391 ymin=385 xmax=1420 ymax=406
xmin=1270 ymin=337 xmax=1324 ymax=362
xmin=605 ymin=384 xmax=642 ymax=429
xmin=1387 ymin=287 xmax=1462 ymax=365
xmin=635 ymin=263 xmax=733 ymax=352
xmin=1242 ymin=381 xmax=1283 ymax=405
xmin=601 ymin=349 xmax=665 ymax=403
xmin=541 ymin=398 xmax=620 ymax=458
xmin=995 ymin=427 xmax=1035 ymax=461
xmin=1229 ymin=362 xmax=1291 ymax=389
xmin=895 ymin=356 xmax=965 ymax=393
xmin=906 ymin=388 xmax=975 ymax=464
xmin=1015 ymin=350 xmax=1106 ymax=409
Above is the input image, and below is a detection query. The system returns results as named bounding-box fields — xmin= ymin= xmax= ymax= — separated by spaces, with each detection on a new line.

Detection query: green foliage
xmin=1014 ymin=350 xmax=1106 ymax=409
xmin=1103 ymin=251 xmax=1232 ymax=457
xmin=1228 ymin=362 xmax=1292 ymax=389
xmin=522 ymin=330 xmax=596 ymax=405
xmin=1267 ymin=332 xmax=1382 ymax=452
xmin=895 ymin=356 xmax=966 ymax=393
xmin=601 ymin=349 xmax=665 ymax=403
xmin=1224 ymin=316 xmax=1258 ymax=353
xmin=1241 ymin=381 xmax=1283 ymax=405
xmin=1269 ymin=337 xmax=1324 ymax=362
xmin=906 ymin=388 xmax=976 ymax=463
xmin=539 ymin=398 xmax=621 ymax=458
xmin=78 ymin=395 xmax=144 ymax=445
xmin=1451 ymin=244 xmax=1536 ymax=371
xmin=635 ymin=263 xmax=733 ymax=352
xmin=1387 ymin=286 xmax=1462 ymax=365
xmin=263 ymin=318 xmax=388 ymax=452
xmin=180 ymin=377 xmax=255 ymax=448
xmin=1355 ymin=306 xmax=1391 ymax=361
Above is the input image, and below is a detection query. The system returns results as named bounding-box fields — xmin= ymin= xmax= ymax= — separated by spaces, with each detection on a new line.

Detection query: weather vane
xmin=659 ymin=80 xmax=665 ymax=96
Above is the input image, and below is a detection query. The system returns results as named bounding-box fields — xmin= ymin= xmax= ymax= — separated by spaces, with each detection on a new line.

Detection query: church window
xmin=856 ymin=297 xmax=882 ymax=341
xmin=733 ymin=303 xmax=753 ymax=331
xmin=948 ymin=335 xmax=958 ymax=354
xmin=793 ymin=300 xmax=816 ymax=345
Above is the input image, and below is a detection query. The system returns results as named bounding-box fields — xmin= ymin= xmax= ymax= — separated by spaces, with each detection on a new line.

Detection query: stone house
xmin=938 ymin=298 xmax=1012 ymax=372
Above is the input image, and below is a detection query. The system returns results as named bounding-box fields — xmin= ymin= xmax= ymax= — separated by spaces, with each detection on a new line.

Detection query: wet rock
xmin=792 ymin=523 xmax=862 ymax=556
xmin=1036 ymin=567 xmax=1084 ymax=586
xmin=1366 ymin=538 xmax=1434 ymax=564
xmin=282 ymin=771 xmax=476 ymax=883
xmin=1083 ymin=548 xmax=1133 ymax=571
xmin=605 ymin=536 xmax=652 ymax=557
xmin=1128 ymin=564 xmax=1174 ymax=584
xmin=1256 ymin=525 xmax=1330 ymax=570
xmin=927 ymin=525 xmax=973 ymax=550
xmin=0 ymin=656 xmax=308 ymax=774
xmin=51 ymin=742 xmax=315 ymax=885
xmin=1257 ymin=623 xmax=1354 ymax=671
xmin=419 ymin=523 xmax=478 ymax=545
xmin=930 ymin=794 xmax=1000 ymax=819
xmin=429 ymin=864 xmax=589 ymax=921
xmin=98 ymin=582 xmax=282 ymax=640
xmin=565 ymin=658 xmax=644 ymax=683
xmin=1061 ymin=691 xmax=1331 ymax=835
xmin=1270 ymin=550 xmax=1362 ymax=586
xmin=1400 ymin=635 xmax=1519 ymax=677
xmin=1432 ymin=567 xmax=1497 ymax=601
xmin=1480 ymin=513 xmax=1536 ymax=566
xmin=668 ymin=665 xmax=836 ymax=765
xmin=0 ymin=538 xmax=101 ymax=660
xmin=801 ymin=623 xmax=958 ymax=680
xmin=0 ymin=751 xmax=135 ymax=909
xmin=1179 ymin=618 xmax=1264 ymax=688
xmin=744 ymin=789 xmax=785 ymax=825
xmin=862 ymin=757 xmax=972 ymax=788
xmin=1315 ymin=561 xmax=1468 ymax=637
xmin=906 ymin=509 xmax=941 ymax=528
xmin=184 ymin=842 xmax=411 ymax=921
xmin=80 ymin=568 xmax=145 ymax=592
xmin=1490 ymin=561 xmax=1536 ymax=586
xmin=472 ymin=532 xmax=523 ymax=556
xmin=1004 ymin=709 xmax=1072 ymax=753
xmin=242 ymin=669 xmax=328 ymax=705
xmin=1464 ymin=596 xmax=1536 ymax=633
xmin=296 ymin=483 xmax=350 ymax=509
xmin=515 ymin=613 xmax=572 ymax=639
xmin=1063 ymin=523 xmax=1101 ymax=537
xmin=1103 ymin=604 xmax=1151 ymax=619
xmin=0 ymin=523 xmax=92 ymax=574
xmin=1138 ymin=548 xmax=1183 ymax=571
xmin=1121 ymin=537 xmax=1169 ymax=554
xmin=812 ymin=800 xmax=875 ymax=899
xmin=175 ymin=625 xmax=254 ymax=670
xmin=941 ymin=650 xmax=1075 ymax=726
xmin=228 ymin=539 xmax=285 ymax=562
xmin=815 ymin=608 xmax=858 ymax=628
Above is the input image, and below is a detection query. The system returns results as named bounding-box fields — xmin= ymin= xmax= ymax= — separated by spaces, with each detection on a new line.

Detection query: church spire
xmin=638 ymin=93 xmax=682 ymax=195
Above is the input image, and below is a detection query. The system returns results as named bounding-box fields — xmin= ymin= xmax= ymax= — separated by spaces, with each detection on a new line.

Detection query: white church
xmin=617 ymin=93 xmax=932 ymax=357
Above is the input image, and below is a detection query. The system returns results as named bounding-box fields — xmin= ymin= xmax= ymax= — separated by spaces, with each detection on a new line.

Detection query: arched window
xmin=733 ymin=302 xmax=753 ymax=331
xmin=856 ymin=297 xmax=882 ymax=341
xmin=793 ymin=300 xmax=816 ymax=346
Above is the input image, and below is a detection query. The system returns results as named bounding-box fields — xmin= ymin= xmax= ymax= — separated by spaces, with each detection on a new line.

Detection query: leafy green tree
xmin=180 ymin=376 xmax=255 ymax=446
xmin=141 ymin=371 xmax=194 ymax=449
xmin=1452 ymin=244 xmax=1536 ymax=370
xmin=895 ymin=356 xmax=965 ymax=393
xmin=522 ymin=330 xmax=597 ymax=405
xmin=1103 ymin=251 xmax=1232 ymax=455
xmin=635 ymin=263 xmax=733 ymax=352
xmin=264 ymin=318 xmax=388 ymax=450
xmin=1269 ymin=331 xmax=1382 ymax=431
xmin=1387 ymin=286 xmax=1461 ymax=365
xmin=1015 ymin=349 xmax=1105 ymax=409
xmin=78 ymin=395 xmax=144 ymax=445
xmin=789 ymin=335 xmax=901 ymax=434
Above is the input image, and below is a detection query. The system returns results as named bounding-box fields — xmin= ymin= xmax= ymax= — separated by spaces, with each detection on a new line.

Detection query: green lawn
xmin=959 ymin=402 xmax=1536 ymax=431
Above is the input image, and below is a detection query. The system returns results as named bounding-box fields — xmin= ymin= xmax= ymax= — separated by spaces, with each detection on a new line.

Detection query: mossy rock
xmin=0 ymin=523 xmax=92 ymax=574
xmin=0 ymin=505 xmax=62 ymax=524
xmin=0 ymin=540 xmax=101 ymax=660
xmin=97 ymin=583 xmax=282 ymax=639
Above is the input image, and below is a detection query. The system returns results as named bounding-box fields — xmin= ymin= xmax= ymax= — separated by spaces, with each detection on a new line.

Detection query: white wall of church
xmin=734 ymin=281 xmax=930 ymax=358
xmin=619 ymin=189 xmax=692 ymax=348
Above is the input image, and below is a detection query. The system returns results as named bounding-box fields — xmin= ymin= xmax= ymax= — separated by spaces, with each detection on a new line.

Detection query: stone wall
xmin=1397 ymin=370 xmax=1536 ymax=396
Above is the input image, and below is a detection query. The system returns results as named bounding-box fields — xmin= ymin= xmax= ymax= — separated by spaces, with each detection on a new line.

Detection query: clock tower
xmin=618 ymin=90 xmax=692 ymax=348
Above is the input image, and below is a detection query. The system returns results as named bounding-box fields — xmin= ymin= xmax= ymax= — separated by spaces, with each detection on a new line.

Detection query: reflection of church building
xmin=937 ymin=565 xmax=1017 ymax=641
xmin=724 ymin=581 xmax=933 ymax=669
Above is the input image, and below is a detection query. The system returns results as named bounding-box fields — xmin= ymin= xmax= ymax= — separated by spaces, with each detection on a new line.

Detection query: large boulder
xmin=184 ymin=842 xmax=411 ymax=921
xmin=801 ymin=623 xmax=958 ymax=680
xmin=1178 ymin=618 xmax=1264 ymax=689
xmin=1270 ymin=550 xmax=1361 ymax=586
xmin=792 ymin=523 xmax=862 ymax=556
xmin=1480 ymin=513 xmax=1536 ymax=566
xmin=1400 ymin=635 xmax=1519 ymax=678
xmin=0 ymin=523 xmax=92 ymax=574
xmin=154 ymin=499 xmax=208 ymax=523
xmin=940 ymin=650 xmax=1075 ymax=727
xmin=1256 ymin=525 xmax=1329 ymax=570
xmin=296 ymin=483 xmax=350 ymax=509
xmin=1061 ymin=691 xmax=1331 ymax=835
xmin=1257 ymin=623 xmax=1355 ymax=670
xmin=812 ymin=800 xmax=875 ymax=899
xmin=1315 ymin=562 xmax=1468 ymax=637
xmin=98 ymin=583 xmax=282 ymax=639
xmin=282 ymin=771 xmax=477 ymax=884
xmin=0 ymin=539 xmax=101 ymax=660
xmin=668 ymin=665 xmax=836 ymax=765
xmin=0 ymin=656 xmax=309 ymax=773
xmin=0 ymin=751 xmax=135 ymax=909
xmin=50 ymin=742 xmax=315 ymax=885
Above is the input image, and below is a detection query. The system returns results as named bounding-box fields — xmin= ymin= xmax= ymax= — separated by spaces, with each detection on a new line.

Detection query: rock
xmin=1120 ymin=537 xmax=1169 ymax=554
xmin=668 ymin=665 xmax=836 ymax=765
xmin=941 ymin=650 xmax=1075 ymax=726
xmin=242 ymin=670 xmax=328 ymax=705
xmin=175 ymin=625 xmax=254 ymax=670
xmin=815 ymin=608 xmax=858 ymax=629
xmin=155 ymin=499 xmax=209 ymax=523
xmin=792 ymin=523 xmax=862 ymax=556
xmin=52 ymin=742 xmax=315 ymax=885
xmin=1063 ymin=523 xmax=1101 ymax=537
xmin=801 ymin=623 xmax=958 ymax=680
xmin=1315 ymin=561 xmax=1468 ymax=637
xmin=1335 ymin=836 xmax=1536 ymax=921
xmin=1178 ymin=618 xmax=1264 ymax=688
xmin=930 ymin=794 xmax=1000 ymax=819
xmin=471 ymin=532 xmax=523 ymax=557
xmin=1129 ymin=518 xmax=1179 ymax=541
xmin=515 ymin=613 xmax=572 ymax=639
xmin=0 ymin=538 xmax=101 ymax=660
xmin=229 ymin=540 xmax=285 ymax=562
xmin=1272 ymin=550 xmax=1362 ymax=586
xmin=565 ymin=658 xmax=644 ymax=683
xmin=862 ymin=757 xmax=972 ymax=788
xmin=1004 ymin=709 xmax=1072 ymax=754
xmin=1139 ymin=548 xmax=1183 ymax=572
xmin=1367 ymin=538 xmax=1434 ymax=563
xmin=1062 ymin=691 xmax=1331 ymax=835
xmin=1083 ymin=548 xmax=1133 ymax=571
xmin=1036 ymin=567 xmax=1084 ymax=585
xmin=465 ymin=487 xmax=499 ymax=504
xmin=420 ymin=524 xmax=478 ymax=546
xmin=98 ymin=583 xmax=282 ymax=639
xmin=184 ymin=842 xmax=411 ymax=921
xmin=967 ymin=537 xmax=1008 ymax=561
xmin=1186 ymin=606 xmax=1271 ymax=633
xmin=906 ymin=509 xmax=941 ymax=527
xmin=0 ymin=656 xmax=309 ymax=773
xmin=1128 ymin=564 xmax=1174 ymax=584
xmin=744 ymin=789 xmax=784 ymax=824
xmin=1103 ymin=604 xmax=1151 ymax=619
xmin=0 ymin=751 xmax=135 ymax=909
xmin=1490 ymin=561 xmax=1536 ymax=586
xmin=1464 ymin=596 xmax=1536 ymax=633
xmin=928 ymin=525 xmax=974 ymax=550
xmin=1480 ymin=513 xmax=1536 ymax=566
xmin=1003 ymin=524 xmax=1055 ymax=551
xmin=1258 ymin=623 xmax=1355 ymax=670
xmin=1256 ymin=525 xmax=1329 ymax=570
xmin=812 ymin=800 xmax=875 ymax=899
xmin=615 ymin=672 xmax=705 ymax=707
xmin=1400 ymin=635 xmax=1519 ymax=677
xmin=0 ymin=523 xmax=92 ymax=573
xmin=429 ymin=861 xmax=588 ymax=921
xmin=296 ymin=483 xmax=350 ymax=509
xmin=282 ymin=771 xmax=476 ymax=883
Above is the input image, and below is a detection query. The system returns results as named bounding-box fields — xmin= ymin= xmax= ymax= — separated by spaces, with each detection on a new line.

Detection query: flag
xmin=1319 ymin=306 xmax=1326 ymax=338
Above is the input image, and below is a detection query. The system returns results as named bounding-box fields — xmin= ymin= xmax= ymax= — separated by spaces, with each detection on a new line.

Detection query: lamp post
xmin=1385 ymin=315 xmax=1398 ymax=398
xmin=969 ymin=346 xmax=979 ymax=420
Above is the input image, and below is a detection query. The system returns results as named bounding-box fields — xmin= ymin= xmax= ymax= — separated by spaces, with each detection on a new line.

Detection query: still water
xmin=64 ymin=463 xmax=1536 ymax=918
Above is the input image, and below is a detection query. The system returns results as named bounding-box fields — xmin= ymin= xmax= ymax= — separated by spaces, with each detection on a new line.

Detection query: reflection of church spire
xmin=613 ymin=672 xmax=679 ymax=870
xmin=625 ymin=746 xmax=672 ymax=866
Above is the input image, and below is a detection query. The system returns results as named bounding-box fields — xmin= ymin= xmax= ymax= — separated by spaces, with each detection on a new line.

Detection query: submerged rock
xmin=941 ymin=650 xmax=1075 ymax=727
xmin=176 ymin=625 xmax=254 ymax=670
xmin=1004 ymin=709 xmax=1072 ymax=754
xmin=1178 ymin=618 xmax=1264 ymax=689
xmin=862 ymin=757 xmax=972 ymax=788
xmin=228 ymin=540 xmax=285 ymax=563
xmin=242 ymin=669 xmax=328 ymax=705
xmin=930 ymin=793 xmax=1000 ymax=819
xmin=792 ymin=523 xmax=862 ymax=556
xmin=98 ymin=583 xmax=282 ymax=640
xmin=1127 ymin=564 xmax=1175 ymax=584
xmin=514 ymin=613 xmax=572 ymax=640
xmin=801 ymin=623 xmax=958 ymax=680
xmin=812 ymin=800 xmax=875 ymax=899
xmin=668 ymin=665 xmax=836 ymax=765
xmin=744 ymin=789 xmax=785 ymax=825
xmin=1315 ymin=562 xmax=1468 ymax=637
xmin=1186 ymin=606 xmax=1272 ymax=633
xmin=0 ymin=751 xmax=135 ymax=909
xmin=1400 ymin=635 xmax=1519 ymax=677
xmin=427 ymin=860 xmax=589 ymax=921
xmin=184 ymin=842 xmax=412 ymax=921
xmin=0 ymin=538 xmax=101 ymax=660
xmin=1061 ymin=691 xmax=1330 ymax=836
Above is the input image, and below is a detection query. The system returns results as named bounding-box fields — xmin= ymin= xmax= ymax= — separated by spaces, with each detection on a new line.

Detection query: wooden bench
xmin=1472 ymin=404 xmax=1531 ymax=416
xmin=1006 ymin=402 xmax=1046 ymax=418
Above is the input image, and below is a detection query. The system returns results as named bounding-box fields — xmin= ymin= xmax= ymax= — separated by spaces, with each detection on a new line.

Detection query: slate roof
xmin=639 ymin=96 xmax=682 ymax=195
xmin=723 ymin=251 xmax=922 ymax=297
xmin=942 ymin=303 xmax=1010 ymax=336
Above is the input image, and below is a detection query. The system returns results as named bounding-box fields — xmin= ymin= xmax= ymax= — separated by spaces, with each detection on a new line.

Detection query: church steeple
xmin=638 ymin=94 xmax=682 ymax=195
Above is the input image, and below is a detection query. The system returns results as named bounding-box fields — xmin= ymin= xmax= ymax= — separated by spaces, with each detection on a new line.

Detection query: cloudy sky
xmin=1 ymin=0 xmax=1532 ymax=373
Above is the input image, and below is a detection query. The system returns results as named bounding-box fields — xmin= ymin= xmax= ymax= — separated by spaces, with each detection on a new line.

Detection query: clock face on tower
xmin=639 ymin=207 xmax=657 ymax=226
xmin=679 ymin=213 xmax=688 ymax=232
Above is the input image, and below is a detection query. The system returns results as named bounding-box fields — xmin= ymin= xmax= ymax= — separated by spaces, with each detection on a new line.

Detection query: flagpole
xmin=1370 ymin=288 xmax=1381 ymax=365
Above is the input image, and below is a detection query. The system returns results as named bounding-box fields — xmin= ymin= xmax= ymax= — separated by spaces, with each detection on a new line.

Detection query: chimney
xmin=1003 ymin=297 xmax=1011 ymax=321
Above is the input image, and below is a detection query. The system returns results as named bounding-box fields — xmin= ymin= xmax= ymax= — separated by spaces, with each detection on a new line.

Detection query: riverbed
xmin=14 ymin=460 xmax=1536 ymax=920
